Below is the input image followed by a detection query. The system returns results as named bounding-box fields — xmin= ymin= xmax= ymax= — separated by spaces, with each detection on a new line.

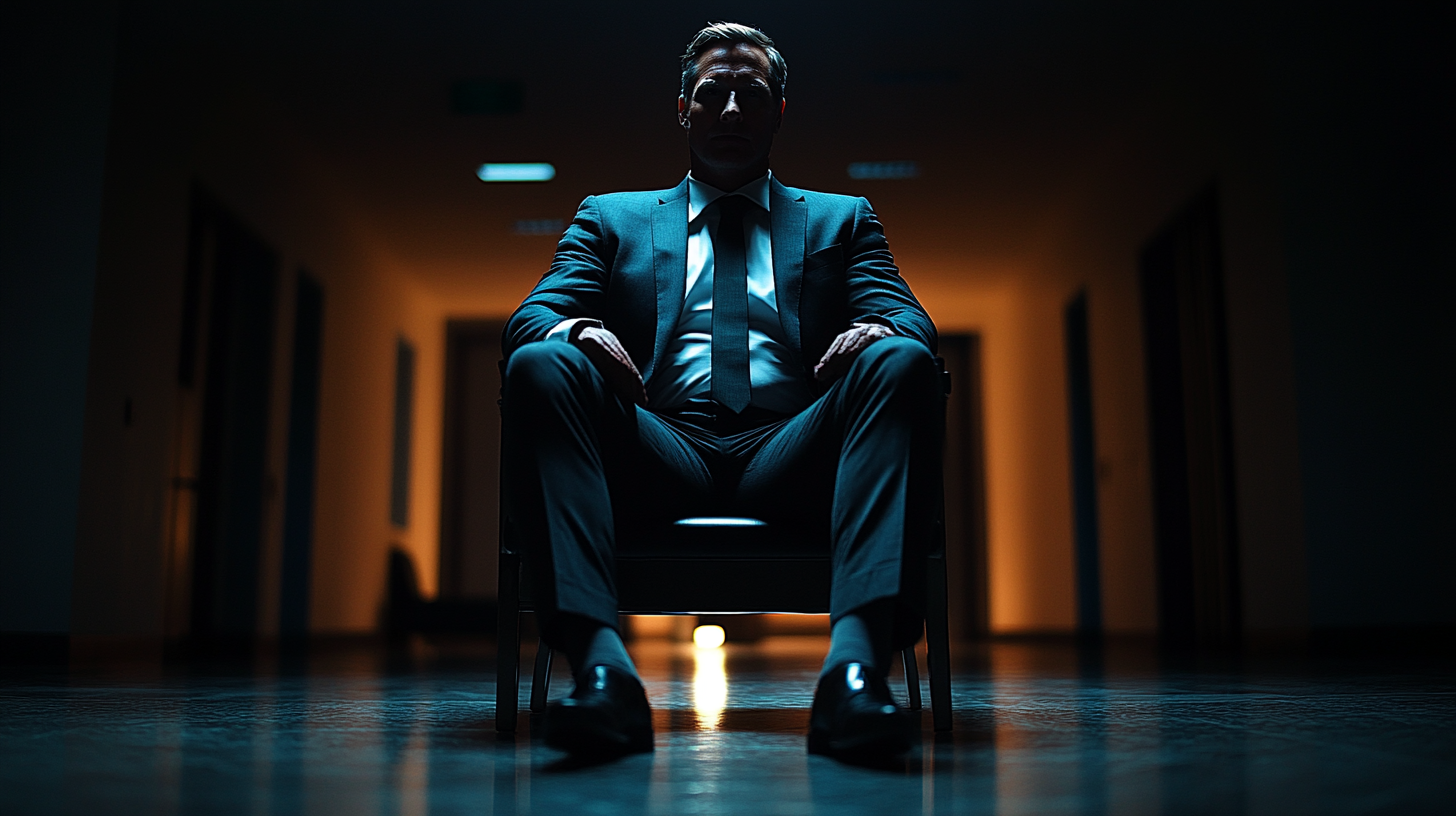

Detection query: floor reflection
xmin=0 ymin=637 xmax=1451 ymax=815
xmin=692 ymin=644 xmax=728 ymax=731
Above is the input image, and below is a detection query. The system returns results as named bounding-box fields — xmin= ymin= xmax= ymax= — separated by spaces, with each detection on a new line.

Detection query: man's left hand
xmin=814 ymin=323 xmax=895 ymax=384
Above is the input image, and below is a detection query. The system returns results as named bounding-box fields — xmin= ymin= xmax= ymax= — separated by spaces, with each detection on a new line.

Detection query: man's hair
xmin=680 ymin=22 xmax=788 ymax=103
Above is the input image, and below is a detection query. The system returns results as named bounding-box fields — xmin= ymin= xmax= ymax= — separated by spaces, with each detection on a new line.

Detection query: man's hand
xmin=814 ymin=322 xmax=895 ymax=384
xmin=573 ymin=325 xmax=649 ymax=406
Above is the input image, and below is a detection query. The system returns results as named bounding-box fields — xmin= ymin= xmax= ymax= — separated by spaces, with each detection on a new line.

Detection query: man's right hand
xmin=572 ymin=325 xmax=648 ymax=406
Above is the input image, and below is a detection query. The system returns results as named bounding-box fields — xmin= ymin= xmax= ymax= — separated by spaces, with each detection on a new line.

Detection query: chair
xmin=494 ymin=360 xmax=954 ymax=733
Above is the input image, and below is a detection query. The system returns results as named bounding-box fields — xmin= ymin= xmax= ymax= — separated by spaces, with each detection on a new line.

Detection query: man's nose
xmin=721 ymin=91 xmax=742 ymax=119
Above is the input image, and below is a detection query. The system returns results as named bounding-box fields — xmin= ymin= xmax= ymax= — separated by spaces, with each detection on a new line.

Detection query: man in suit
xmin=503 ymin=22 xmax=939 ymax=760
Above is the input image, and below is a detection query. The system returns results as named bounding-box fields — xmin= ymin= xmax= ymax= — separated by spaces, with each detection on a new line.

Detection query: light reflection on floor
xmin=1 ymin=636 xmax=1452 ymax=815
xmin=691 ymin=643 xmax=729 ymax=731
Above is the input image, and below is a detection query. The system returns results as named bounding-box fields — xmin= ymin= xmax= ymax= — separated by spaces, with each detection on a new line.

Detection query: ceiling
xmin=117 ymin=0 xmax=1269 ymax=311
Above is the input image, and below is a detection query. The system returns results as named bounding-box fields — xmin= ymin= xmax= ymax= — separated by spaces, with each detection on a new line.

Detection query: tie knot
xmin=716 ymin=195 xmax=750 ymax=221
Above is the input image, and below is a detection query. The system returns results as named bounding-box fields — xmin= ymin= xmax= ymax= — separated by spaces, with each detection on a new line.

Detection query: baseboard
xmin=1307 ymin=625 xmax=1456 ymax=657
xmin=978 ymin=627 xmax=1455 ymax=658
xmin=0 ymin=632 xmax=70 ymax=666
xmin=69 ymin=635 xmax=165 ymax=668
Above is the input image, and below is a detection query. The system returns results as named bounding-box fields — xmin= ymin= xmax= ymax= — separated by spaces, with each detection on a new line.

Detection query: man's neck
xmin=688 ymin=160 xmax=771 ymax=194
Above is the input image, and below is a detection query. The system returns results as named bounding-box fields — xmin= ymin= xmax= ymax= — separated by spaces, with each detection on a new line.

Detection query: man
xmin=503 ymin=22 xmax=939 ymax=760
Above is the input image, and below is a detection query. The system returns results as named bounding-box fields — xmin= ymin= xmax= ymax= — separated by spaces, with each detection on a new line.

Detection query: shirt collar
xmin=687 ymin=171 xmax=772 ymax=222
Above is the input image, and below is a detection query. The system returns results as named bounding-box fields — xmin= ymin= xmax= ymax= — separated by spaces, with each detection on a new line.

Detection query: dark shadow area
xmin=387 ymin=547 xmax=497 ymax=637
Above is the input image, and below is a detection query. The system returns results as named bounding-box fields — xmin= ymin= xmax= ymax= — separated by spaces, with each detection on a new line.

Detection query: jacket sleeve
xmin=502 ymin=196 xmax=615 ymax=356
xmin=845 ymin=197 xmax=938 ymax=353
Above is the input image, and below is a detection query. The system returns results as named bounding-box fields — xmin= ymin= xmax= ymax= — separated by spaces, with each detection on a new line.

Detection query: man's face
xmin=678 ymin=43 xmax=783 ymax=182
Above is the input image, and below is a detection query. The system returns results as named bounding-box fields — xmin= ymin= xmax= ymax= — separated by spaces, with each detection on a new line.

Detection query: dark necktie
xmin=711 ymin=195 xmax=751 ymax=413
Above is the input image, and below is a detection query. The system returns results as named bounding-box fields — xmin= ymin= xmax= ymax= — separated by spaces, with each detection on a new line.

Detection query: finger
xmin=616 ymin=345 xmax=642 ymax=378
xmin=597 ymin=330 xmax=622 ymax=355
xmin=817 ymin=327 xmax=863 ymax=376
xmin=819 ymin=330 xmax=850 ymax=368
xmin=596 ymin=340 xmax=645 ymax=403
xmin=816 ymin=348 xmax=844 ymax=382
xmin=576 ymin=328 xmax=609 ymax=357
xmin=580 ymin=333 xmax=641 ymax=391
xmin=845 ymin=325 xmax=887 ymax=354
xmin=601 ymin=334 xmax=641 ymax=377
xmin=577 ymin=333 xmax=611 ymax=365
xmin=598 ymin=336 xmax=623 ymax=366
xmin=585 ymin=329 xmax=641 ymax=379
xmin=833 ymin=335 xmax=865 ymax=362
xmin=816 ymin=342 xmax=836 ymax=369
xmin=818 ymin=327 xmax=885 ymax=382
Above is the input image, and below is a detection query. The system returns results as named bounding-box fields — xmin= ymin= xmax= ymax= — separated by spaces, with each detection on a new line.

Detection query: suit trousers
xmin=502 ymin=336 xmax=941 ymax=651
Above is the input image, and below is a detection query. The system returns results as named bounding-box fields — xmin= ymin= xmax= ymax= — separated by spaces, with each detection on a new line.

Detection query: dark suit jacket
xmin=504 ymin=176 xmax=936 ymax=386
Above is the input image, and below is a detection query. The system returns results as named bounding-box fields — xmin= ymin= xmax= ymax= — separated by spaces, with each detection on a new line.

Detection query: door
xmin=171 ymin=187 xmax=280 ymax=642
xmin=1139 ymin=184 xmax=1241 ymax=648
xmin=438 ymin=320 xmax=505 ymax=601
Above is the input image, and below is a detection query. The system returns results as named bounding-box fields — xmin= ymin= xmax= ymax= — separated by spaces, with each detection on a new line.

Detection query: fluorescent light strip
xmin=847 ymin=161 xmax=920 ymax=180
xmin=513 ymin=218 xmax=564 ymax=236
xmin=477 ymin=162 xmax=556 ymax=182
xmin=674 ymin=517 xmax=767 ymax=527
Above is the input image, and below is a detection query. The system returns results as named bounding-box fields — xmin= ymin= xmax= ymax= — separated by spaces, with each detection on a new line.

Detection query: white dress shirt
xmin=646 ymin=172 xmax=813 ymax=414
xmin=550 ymin=172 xmax=814 ymax=415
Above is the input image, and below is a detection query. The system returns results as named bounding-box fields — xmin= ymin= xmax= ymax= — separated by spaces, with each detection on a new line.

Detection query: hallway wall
xmin=865 ymin=6 xmax=1311 ymax=636
xmin=67 ymin=6 xmax=447 ymax=638
xmin=1268 ymin=6 xmax=1456 ymax=628
xmin=0 ymin=1 xmax=121 ymax=635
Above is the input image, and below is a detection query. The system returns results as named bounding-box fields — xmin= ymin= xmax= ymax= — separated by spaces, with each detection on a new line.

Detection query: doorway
xmin=1139 ymin=184 xmax=1241 ymax=647
xmin=1065 ymin=292 xmax=1104 ymax=638
xmin=167 ymin=187 xmax=281 ymax=641
xmin=938 ymin=334 xmax=990 ymax=641
xmin=438 ymin=321 xmax=505 ymax=602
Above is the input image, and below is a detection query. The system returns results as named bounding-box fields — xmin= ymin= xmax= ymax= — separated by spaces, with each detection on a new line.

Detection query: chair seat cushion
xmin=616 ymin=517 xmax=830 ymax=559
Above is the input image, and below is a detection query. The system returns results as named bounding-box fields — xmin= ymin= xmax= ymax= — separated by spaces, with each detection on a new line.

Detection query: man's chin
xmin=708 ymin=135 xmax=753 ymax=148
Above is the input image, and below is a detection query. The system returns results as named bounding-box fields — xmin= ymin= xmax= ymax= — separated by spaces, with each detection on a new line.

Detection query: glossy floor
xmin=2 ymin=637 xmax=1452 ymax=815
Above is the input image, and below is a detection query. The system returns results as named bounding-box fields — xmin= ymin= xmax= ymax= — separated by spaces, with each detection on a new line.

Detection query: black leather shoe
xmin=544 ymin=665 xmax=654 ymax=755
xmin=807 ymin=662 xmax=916 ymax=758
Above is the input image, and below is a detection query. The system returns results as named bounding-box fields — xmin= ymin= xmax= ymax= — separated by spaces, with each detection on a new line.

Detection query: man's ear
xmin=678 ymin=96 xmax=689 ymax=128
xmin=774 ymin=98 xmax=786 ymax=132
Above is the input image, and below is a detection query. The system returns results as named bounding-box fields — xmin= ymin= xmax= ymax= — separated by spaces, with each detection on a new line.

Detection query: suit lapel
xmin=770 ymin=179 xmax=807 ymax=358
xmin=647 ymin=182 xmax=690 ymax=382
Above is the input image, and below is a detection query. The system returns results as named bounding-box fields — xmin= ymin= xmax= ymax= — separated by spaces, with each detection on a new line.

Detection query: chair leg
xmin=902 ymin=646 xmax=922 ymax=710
xmin=495 ymin=552 xmax=522 ymax=732
xmin=926 ymin=554 xmax=954 ymax=732
xmin=529 ymin=638 xmax=553 ymax=712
